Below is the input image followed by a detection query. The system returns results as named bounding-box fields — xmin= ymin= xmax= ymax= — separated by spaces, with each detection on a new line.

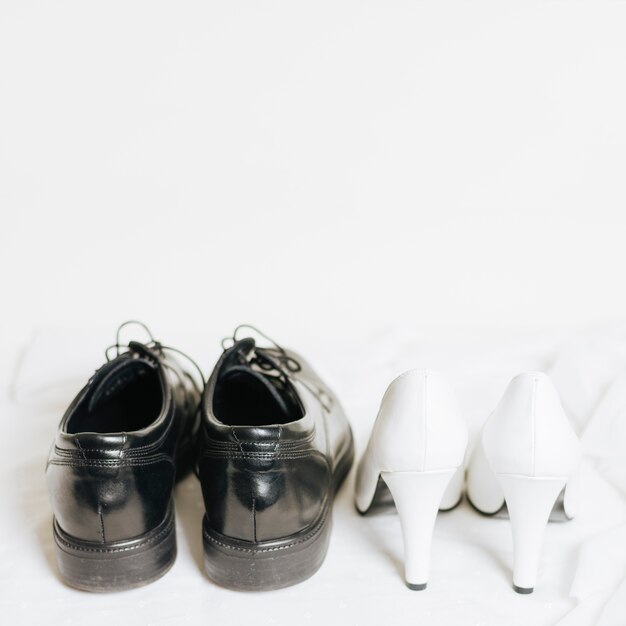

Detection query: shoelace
xmin=99 ymin=321 xmax=205 ymax=479
xmin=222 ymin=324 xmax=301 ymax=377
xmin=104 ymin=320 xmax=206 ymax=389
xmin=221 ymin=324 xmax=332 ymax=412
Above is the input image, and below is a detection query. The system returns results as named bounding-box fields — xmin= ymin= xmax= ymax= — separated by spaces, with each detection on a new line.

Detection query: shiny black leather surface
xmin=199 ymin=339 xmax=354 ymax=544
xmin=46 ymin=342 xmax=200 ymax=543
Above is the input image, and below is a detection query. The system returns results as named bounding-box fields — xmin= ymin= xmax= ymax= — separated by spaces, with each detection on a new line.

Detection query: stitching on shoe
xmin=74 ymin=439 xmax=87 ymax=460
xmin=54 ymin=445 xmax=171 ymax=459
xmin=55 ymin=516 xmax=174 ymax=554
xmin=231 ymin=428 xmax=245 ymax=455
xmin=200 ymin=450 xmax=323 ymax=461
xmin=48 ymin=454 xmax=174 ymax=468
xmin=203 ymin=431 xmax=315 ymax=451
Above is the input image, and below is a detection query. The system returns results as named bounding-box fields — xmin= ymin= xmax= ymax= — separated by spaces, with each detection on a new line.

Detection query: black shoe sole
xmin=203 ymin=438 xmax=354 ymax=591
xmin=53 ymin=506 xmax=176 ymax=592
xmin=202 ymin=506 xmax=333 ymax=591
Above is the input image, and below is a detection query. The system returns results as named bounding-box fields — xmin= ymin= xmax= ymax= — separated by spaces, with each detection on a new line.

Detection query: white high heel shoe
xmin=355 ymin=370 xmax=468 ymax=590
xmin=466 ymin=372 xmax=581 ymax=594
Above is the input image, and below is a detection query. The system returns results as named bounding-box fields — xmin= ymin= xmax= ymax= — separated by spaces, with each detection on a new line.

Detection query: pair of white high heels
xmin=355 ymin=370 xmax=581 ymax=594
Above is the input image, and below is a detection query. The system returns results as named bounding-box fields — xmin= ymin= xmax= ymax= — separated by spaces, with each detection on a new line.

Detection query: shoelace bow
xmin=104 ymin=320 xmax=206 ymax=389
xmin=221 ymin=324 xmax=332 ymax=412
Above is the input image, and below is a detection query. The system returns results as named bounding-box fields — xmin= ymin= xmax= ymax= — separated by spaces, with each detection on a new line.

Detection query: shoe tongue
xmin=88 ymin=355 xmax=156 ymax=412
xmin=221 ymin=337 xmax=256 ymax=369
xmin=222 ymin=365 xmax=293 ymax=419
xmin=220 ymin=338 xmax=293 ymax=419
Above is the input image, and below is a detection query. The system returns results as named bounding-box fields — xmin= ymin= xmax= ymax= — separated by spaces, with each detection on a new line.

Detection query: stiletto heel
xmin=497 ymin=474 xmax=568 ymax=593
xmin=355 ymin=370 xmax=468 ymax=589
xmin=381 ymin=468 xmax=458 ymax=590
xmin=467 ymin=372 xmax=581 ymax=593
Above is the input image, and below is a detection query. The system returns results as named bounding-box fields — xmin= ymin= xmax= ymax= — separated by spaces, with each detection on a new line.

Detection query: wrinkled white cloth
xmin=2 ymin=325 xmax=626 ymax=625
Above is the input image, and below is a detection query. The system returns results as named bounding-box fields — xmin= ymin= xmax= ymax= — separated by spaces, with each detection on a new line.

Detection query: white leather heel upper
xmin=466 ymin=372 xmax=582 ymax=593
xmin=356 ymin=370 xmax=468 ymax=513
xmin=355 ymin=370 xmax=468 ymax=589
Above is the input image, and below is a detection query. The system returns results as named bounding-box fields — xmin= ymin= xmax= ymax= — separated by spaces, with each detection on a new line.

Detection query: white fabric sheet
xmin=2 ymin=325 xmax=626 ymax=625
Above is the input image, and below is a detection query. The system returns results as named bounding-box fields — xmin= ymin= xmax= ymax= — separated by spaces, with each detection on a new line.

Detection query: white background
xmin=1 ymin=1 xmax=626 ymax=625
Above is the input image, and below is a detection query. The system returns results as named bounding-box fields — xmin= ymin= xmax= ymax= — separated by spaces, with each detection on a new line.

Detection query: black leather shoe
xmin=198 ymin=327 xmax=354 ymax=591
xmin=46 ymin=323 xmax=201 ymax=591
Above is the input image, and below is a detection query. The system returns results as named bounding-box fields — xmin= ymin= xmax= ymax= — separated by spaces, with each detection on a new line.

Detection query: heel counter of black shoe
xmin=200 ymin=436 xmax=331 ymax=543
xmin=46 ymin=442 xmax=176 ymax=543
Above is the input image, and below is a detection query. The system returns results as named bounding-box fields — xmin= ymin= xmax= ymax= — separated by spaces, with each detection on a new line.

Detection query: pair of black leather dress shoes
xmin=46 ymin=323 xmax=354 ymax=592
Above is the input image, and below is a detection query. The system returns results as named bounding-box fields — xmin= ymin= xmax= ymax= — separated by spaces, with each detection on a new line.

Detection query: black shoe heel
xmin=202 ymin=510 xmax=332 ymax=591
xmin=201 ymin=442 xmax=353 ymax=591
xmin=53 ymin=507 xmax=176 ymax=592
